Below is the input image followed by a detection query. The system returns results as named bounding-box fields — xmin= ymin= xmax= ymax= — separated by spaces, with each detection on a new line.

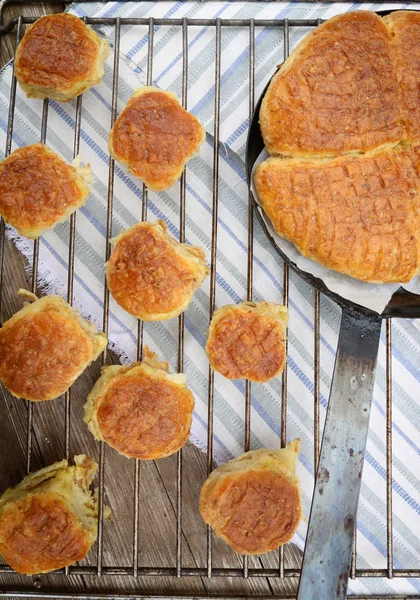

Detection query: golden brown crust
xmin=14 ymin=13 xmax=109 ymax=102
xmin=0 ymin=493 xmax=90 ymax=574
xmin=106 ymin=220 xmax=209 ymax=321
xmin=0 ymin=292 xmax=107 ymax=401
xmin=0 ymin=144 xmax=91 ymax=239
xmin=254 ymin=146 xmax=420 ymax=284
xmin=84 ymin=348 xmax=195 ymax=459
xmin=260 ymin=11 xmax=403 ymax=156
xmin=199 ymin=441 xmax=302 ymax=555
xmin=108 ymin=87 xmax=206 ymax=191
xmin=384 ymin=11 xmax=420 ymax=141
xmin=0 ymin=455 xmax=100 ymax=575
xmin=205 ymin=302 xmax=288 ymax=382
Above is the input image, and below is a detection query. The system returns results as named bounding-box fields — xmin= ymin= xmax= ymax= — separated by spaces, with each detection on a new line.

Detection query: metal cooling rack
xmin=0 ymin=8 xmax=419 ymax=600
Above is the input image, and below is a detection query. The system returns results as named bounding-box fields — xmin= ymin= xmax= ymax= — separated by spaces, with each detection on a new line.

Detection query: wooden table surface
xmin=0 ymin=4 xmax=301 ymax=597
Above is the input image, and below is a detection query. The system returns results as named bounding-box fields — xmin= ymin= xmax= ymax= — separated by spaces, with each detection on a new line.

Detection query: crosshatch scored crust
xmin=84 ymin=348 xmax=195 ymax=460
xmin=14 ymin=13 xmax=110 ymax=102
xmin=206 ymin=302 xmax=288 ymax=382
xmin=0 ymin=144 xmax=92 ymax=239
xmin=0 ymin=291 xmax=107 ymax=402
xmin=255 ymin=146 xmax=420 ymax=284
xmin=109 ymin=86 xmax=206 ymax=191
xmin=199 ymin=440 xmax=302 ymax=555
xmin=106 ymin=219 xmax=209 ymax=321
xmin=0 ymin=455 xmax=101 ymax=575
xmin=260 ymin=11 xmax=411 ymax=157
xmin=257 ymin=10 xmax=420 ymax=284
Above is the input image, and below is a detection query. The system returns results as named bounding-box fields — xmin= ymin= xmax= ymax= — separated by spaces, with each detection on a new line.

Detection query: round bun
xmin=15 ymin=13 xmax=110 ymax=102
xmin=199 ymin=441 xmax=302 ymax=555
xmin=0 ymin=144 xmax=92 ymax=239
xmin=84 ymin=348 xmax=195 ymax=459
xmin=0 ymin=455 xmax=101 ymax=574
xmin=0 ymin=290 xmax=107 ymax=401
xmin=205 ymin=302 xmax=288 ymax=382
xmin=106 ymin=219 xmax=209 ymax=321
xmin=108 ymin=86 xmax=205 ymax=191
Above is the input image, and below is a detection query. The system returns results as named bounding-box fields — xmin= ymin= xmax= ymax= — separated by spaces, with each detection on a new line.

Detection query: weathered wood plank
xmin=0 ymin=2 xmax=61 ymax=64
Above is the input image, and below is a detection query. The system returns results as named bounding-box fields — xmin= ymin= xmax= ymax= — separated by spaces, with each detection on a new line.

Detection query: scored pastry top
xmin=256 ymin=10 xmax=420 ymax=284
xmin=106 ymin=219 xmax=209 ymax=321
xmin=0 ymin=144 xmax=92 ymax=239
xmin=0 ymin=455 xmax=101 ymax=575
xmin=254 ymin=145 xmax=420 ymax=284
xmin=84 ymin=347 xmax=195 ymax=460
xmin=0 ymin=291 xmax=107 ymax=402
xmin=199 ymin=440 xmax=302 ymax=555
xmin=14 ymin=13 xmax=110 ymax=102
xmin=109 ymin=87 xmax=206 ymax=191
xmin=260 ymin=11 xmax=420 ymax=157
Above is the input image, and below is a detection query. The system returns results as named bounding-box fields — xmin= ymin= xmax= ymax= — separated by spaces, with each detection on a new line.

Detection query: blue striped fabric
xmin=0 ymin=2 xmax=419 ymax=595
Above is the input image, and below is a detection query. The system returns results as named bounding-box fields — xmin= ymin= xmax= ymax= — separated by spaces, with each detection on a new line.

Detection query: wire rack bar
xmin=132 ymin=16 xmax=154 ymax=579
xmin=313 ymin=289 xmax=320 ymax=470
xmin=133 ymin=17 xmax=155 ymax=577
xmin=0 ymin=12 xmax=416 ymax=598
xmin=243 ymin=17 xmax=255 ymax=581
xmin=278 ymin=17 xmax=290 ymax=581
xmin=313 ymin=17 xmax=322 ymax=476
xmin=2 ymin=594 xmax=420 ymax=600
xmin=1 ymin=16 xmax=330 ymax=31
xmin=0 ymin=15 xmax=22 ymax=327
xmin=0 ymin=592 xmax=420 ymax=600
xmin=63 ymin=90 xmax=81 ymax=576
xmin=96 ymin=16 xmax=121 ymax=578
xmin=175 ymin=16 xmax=189 ymax=579
xmin=206 ymin=16 xmax=222 ymax=580
xmin=0 ymin=564 xmax=418 ymax=577
xmin=132 ymin=17 xmax=154 ymax=578
xmin=244 ymin=17 xmax=255 ymax=455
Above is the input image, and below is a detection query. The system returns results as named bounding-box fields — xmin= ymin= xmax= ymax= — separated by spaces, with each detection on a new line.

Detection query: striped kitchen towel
xmin=0 ymin=2 xmax=419 ymax=595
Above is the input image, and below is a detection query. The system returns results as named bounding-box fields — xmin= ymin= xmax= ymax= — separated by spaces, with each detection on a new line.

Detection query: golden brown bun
xmin=106 ymin=219 xmax=209 ymax=321
xmin=0 ymin=290 xmax=107 ymax=401
xmin=108 ymin=87 xmax=205 ymax=191
xmin=15 ymin=13 xmax=110 ymax=102
xmin=254 ymin=145 xmax=420 ymax=284
xmin=205 ymin=302 xmax=288 ymax=382
xmin=0 ymin=455 xmax=101 ymax=574
xmin=0 ymin=144 xmax=92 ymax=239
xmin=384 ymin=11 xmax=420 ymax=142
xmin=199 ymin=440 xmax=302 ymax=555
xmin=260 ymin=11 xmax=402 ymax=157
xmin=84 ymin=348 xmax=194 ymax=459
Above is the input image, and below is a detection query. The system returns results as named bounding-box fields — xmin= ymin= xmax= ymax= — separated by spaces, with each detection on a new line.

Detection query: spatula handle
xmin=298 ymin=308 xmax=382 ymax=600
